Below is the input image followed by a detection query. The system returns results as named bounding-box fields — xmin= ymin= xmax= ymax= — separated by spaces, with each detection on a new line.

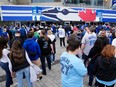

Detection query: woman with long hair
xmin=87 ymin=38 xmax=104 ymax=86
xmin=0 ymin=37 xmax=13 ymax=87
xmin=9 ymin=40 xmax=32 ymax=87
xmin=47 ymin=30 xmax=56 ymax=64
xmin=37 ymin=30 xmax=54 ymax=75
xmin=94 ymin=45 xmax=116 ymax=87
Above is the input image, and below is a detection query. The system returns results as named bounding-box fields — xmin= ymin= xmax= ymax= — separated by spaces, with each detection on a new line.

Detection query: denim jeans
xmin=51 ymin=53 xmax=55 ymax=62
xmin=16 ymin=67 xmax=32 ymax=87
xmin=40 ymin=54 xmax=51 ymax=75
xmin=0 ymin=62 xmax=13 ymax=87
xmin=88 ymin=63 xmax=94 ymax=86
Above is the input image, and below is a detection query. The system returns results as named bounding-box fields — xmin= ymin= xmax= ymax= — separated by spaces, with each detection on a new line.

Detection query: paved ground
xmin=0 ymin=37 xmax=116 ymax=87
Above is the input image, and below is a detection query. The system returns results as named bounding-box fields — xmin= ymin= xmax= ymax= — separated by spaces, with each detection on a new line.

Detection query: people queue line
xmin=0 ymin=23 xmax=116 ymax=87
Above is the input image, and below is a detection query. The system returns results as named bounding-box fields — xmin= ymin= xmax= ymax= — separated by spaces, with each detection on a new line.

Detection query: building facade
xmin=0 ymin=0 xmax=113 ymax=9
xmin=0 ymin=0 xmax=116 ymax=23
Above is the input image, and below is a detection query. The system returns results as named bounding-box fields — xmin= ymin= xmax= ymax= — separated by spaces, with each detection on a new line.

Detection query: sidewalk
xmin=0 ymin=38 xmax=116 ymax=87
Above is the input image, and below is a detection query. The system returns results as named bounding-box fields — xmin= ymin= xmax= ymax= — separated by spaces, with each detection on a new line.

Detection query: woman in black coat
xmin=94 ymin=45 xmax=116 ymax=87
xmin=87 ymin=38 xmax=104 ymax=86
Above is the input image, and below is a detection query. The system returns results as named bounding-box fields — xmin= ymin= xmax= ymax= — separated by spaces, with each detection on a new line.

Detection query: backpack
xmin=26 ymin=42 xmax=37 ymax=57
xmin=8 ymin=49 xmax=26 ymax=65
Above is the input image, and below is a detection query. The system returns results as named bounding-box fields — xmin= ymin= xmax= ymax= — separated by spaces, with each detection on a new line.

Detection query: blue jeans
xmin=16 ymin=67 xmax=32 ymax=87
xmin=88 ymin=63 xmax=94 ymax=86
xmin=51 ymin=53 xmax=55 ymax=62
xmin=0 ymin=62 xmax=13 ymax=87
xmin=40 ymin=54 xmax=51 ymax=75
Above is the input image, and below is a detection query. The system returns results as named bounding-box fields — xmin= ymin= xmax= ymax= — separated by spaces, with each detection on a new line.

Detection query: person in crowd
xmin=73 ymin=25 xmax=78 ymax=33
xmin=37 ymin=30 xmax=54 ymax=75
xmin=0 ymin=26 xmax=3 ymax=37
xmin=9 ymin=40 xmax=32 ymax=87
xmin=10 ymin=31 xmax=23 ymax=48
xmin=98 ymin=29 xmax=110 ymax=47
xmin=47 ymin=30 xmax=56 ymax=64
xmin=20 ymin=25 xmax=26 ymax=43
xmin=2 ymin=27 xmax=9 ymax=39
xmin=64 ymin=24 xmax=71 ymax=37
xmin=87 ymin=38 xmax=104 ymax=86
xmin=58 ymin=25 xmax=66 ymax=47
xmin=112 ymin=30 xmax=116 ymax=47
xmin=81 ymin=26 xmax=97 ymax=65
xmin=94 ymin=45 xmax=116 ymax=87
xmin=7 ymin=28 xmax=13 ymax=42
xmin=51 ymin=24 xmax=56 ymax=35
xmin=112 ymin=27 xmax=116 ymax=39
xmin=23 ymin=32 xmax=41 ymax=67
xmin=0 ymin=37 xmax=13 ymax=87
xmin=60 ymin=34 xmax=87 ymax=87
xmin=34 ymin=28 xmax=39 ymax=39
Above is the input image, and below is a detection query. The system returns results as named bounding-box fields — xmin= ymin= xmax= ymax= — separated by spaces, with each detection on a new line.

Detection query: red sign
xmin=79 ymin=9 xmax=96 ymax=22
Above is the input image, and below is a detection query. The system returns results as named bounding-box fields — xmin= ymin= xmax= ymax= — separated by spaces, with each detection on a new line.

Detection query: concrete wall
xmin=0 ymin=0 xmax=9 ymax=5
xmin=15 ymin=0 xmax=31 ymax=5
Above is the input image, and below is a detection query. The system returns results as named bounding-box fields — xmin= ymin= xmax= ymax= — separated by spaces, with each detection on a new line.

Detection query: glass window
xmin=65 ymin=0 xmax=103 ymax=7
xmin=31 ymin=0 xmax=55 ymax=3
xmin=97 ymin=0 xmax=103 ymax=6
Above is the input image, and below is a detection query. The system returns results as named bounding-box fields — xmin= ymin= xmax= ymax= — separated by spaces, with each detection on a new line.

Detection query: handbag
xmin=31 ymin=63 xmax=42 ymax=75
xmin=30 ymin=65 xmax=37 ymax=82
xmin=30 ymin=63 xmax=42 ymax=82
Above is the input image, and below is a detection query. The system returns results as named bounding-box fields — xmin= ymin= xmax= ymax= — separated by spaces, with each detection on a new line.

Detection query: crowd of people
xmin=0 ymin=23 xmax=115 ymax=87
xmin=60 ymin=23 xmax=116 ymax=87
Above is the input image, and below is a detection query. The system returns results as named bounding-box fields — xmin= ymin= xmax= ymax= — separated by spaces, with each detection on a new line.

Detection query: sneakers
xmin=37 ymin=75 xmax=43 ymax=81
xmin=37 ymin=76 xmax=43 ymax=81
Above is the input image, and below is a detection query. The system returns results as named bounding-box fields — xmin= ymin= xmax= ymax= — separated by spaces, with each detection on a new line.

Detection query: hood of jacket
xmin=24 ymin=37 xmax=36 ymax=45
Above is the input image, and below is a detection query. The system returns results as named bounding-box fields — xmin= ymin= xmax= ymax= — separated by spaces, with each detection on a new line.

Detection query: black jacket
xmin=88 ymin=46 xmax=102 ymax=64
xmin=94 ymin=56 xmax=116 ymax=81
xmin=98 ymin=36 xmax=109 ymax=47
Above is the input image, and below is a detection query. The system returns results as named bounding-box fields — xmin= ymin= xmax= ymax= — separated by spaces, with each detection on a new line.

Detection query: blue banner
xmin=112 ymin=0 xmax=116 ymax=6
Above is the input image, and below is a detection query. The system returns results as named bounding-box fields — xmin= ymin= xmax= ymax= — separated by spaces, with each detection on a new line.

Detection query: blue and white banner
xmin=1 ymin=6 xmax=33 ymax=21
xmin=1 ymin=6 xmax=116 ymax=22
xmin=102 ymin=10 xmax=116 ymax=22
xmin=112 ymin=0 xmax=116 ymax=6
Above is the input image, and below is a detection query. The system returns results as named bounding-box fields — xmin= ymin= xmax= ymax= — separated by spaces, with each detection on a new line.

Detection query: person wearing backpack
xmin=37 ymin=30 xmax=54 ymax=75
xmin=23 ymin=32 xmax=41 ymax=67
xmin=9 ymin=40 xmax=32 ymax=87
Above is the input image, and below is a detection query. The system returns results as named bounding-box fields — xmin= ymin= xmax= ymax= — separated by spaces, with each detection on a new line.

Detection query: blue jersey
xmin=60 ymin=52 xmax=87 ymax=87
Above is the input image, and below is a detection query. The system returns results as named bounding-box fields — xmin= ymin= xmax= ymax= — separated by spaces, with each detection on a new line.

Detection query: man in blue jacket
xmin=23 ymin=32 xmax=41 ymax=66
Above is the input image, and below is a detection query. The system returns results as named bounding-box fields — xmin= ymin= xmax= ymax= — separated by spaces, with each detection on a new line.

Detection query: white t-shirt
xmin=81 ymin=32 xmax=97 ymax=56
xmin=48 ymin=35 xmax=55 ymax=42
xmin=0 ymin=49 xmax=10 ymax=63
xmin=58 ymin=28 xmax=65 ymax=38
xmin=112 ymin=38 xmax=116 ymax=47
xmin=0 ymin=49 xmax=12 ymax=72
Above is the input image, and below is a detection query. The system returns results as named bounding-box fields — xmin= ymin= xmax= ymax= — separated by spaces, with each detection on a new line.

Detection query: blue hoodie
xmin=60 ymin=52 xmax=87 ymax=87
xmin=0 ymin=28 xmax=3 ymax=36
xmin=23 ymin=37 xmax=41 ymax=61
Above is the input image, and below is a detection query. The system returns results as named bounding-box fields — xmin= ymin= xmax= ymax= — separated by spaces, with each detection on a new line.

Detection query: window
xmin=31 ymin=0 xmax=55 ymax=3
xmin=65 ymin=0 xmax=103 ymax=7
